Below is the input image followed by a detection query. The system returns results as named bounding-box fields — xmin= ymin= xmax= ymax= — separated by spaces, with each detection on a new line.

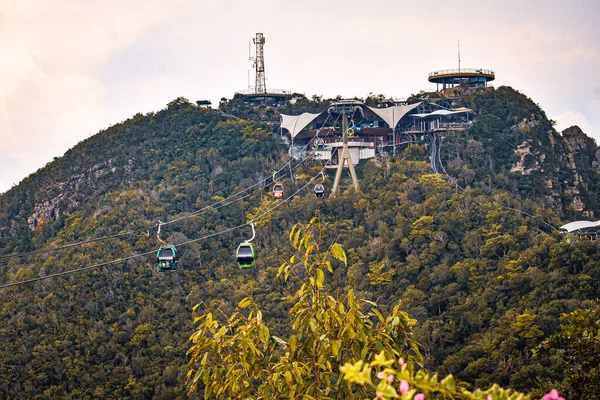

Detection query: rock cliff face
xmin=25 ymin=158 xmax=118 ymax=231
xmin=561 ymin=126 xmax=599 ymax=214
xmin=562 ymin=125 xmax=591 ymax=152
xmin=439 ymin=86 xmax=600 ymax=218
xmin=510 ymin=140 xmax=542 ymax=175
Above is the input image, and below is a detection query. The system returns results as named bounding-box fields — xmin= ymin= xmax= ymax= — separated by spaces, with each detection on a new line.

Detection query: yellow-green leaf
xmin=316 ymin=268 xmax=325 ymax=288
xmin=331 ymin=243 xmax=347 ymax=265
xmin=441 ymin=374 xmax=456 ymax=391
xmin=293 ymin=228 xmax=302 ymax=249
xmin=238 ymin=297 xmax=252 ymax=310
xmin=326 ymin=261 xmax=333 ymax=273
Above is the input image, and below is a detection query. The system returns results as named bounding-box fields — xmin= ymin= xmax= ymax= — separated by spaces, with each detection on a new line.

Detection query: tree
xmin=533 ymin=309 xmax=600 ymax=399
xmin=186 ymin=218 xmax=533 ymax=399
xmin=186 ymin=218 xmax=423 ymax=398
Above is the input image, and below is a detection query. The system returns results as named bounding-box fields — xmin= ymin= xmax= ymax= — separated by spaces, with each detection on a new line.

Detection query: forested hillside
xmin=0 ymin=88 xmax=599 ymax=399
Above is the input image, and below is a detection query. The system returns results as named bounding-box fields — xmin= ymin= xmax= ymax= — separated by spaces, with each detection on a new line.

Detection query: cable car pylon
xmin=331 ymin=108 xmax=359 ymax=196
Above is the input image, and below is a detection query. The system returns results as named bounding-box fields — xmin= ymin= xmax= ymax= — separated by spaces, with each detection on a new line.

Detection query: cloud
xmin=0 ymin=0 xmax=187 ymax=192
xmin=552 ymin=111 xmax=593 ymax=135
xmin=1 ymin=0 xmax=599 ymax=192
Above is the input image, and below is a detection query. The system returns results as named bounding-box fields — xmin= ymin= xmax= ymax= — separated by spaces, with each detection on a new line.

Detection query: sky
xmin=1 ymin=0 xmax=599 ymax=193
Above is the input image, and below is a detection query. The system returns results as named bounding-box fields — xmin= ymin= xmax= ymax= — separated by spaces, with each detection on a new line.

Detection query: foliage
xmin=341 ymin=351 xmax=530 ymax=400
xmin=186 ymin=219 xmax=423 ymax=399
xmin=0 ymin=87 xmax=599 ymax=398
xmin=533 ymin=309 xmax=600 ymax=399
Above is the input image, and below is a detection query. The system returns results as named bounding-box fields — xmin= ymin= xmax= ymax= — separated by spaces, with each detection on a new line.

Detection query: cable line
xmin=432 ymin=132 xmax=559 ymax=232
xmin=0 ymin=111 xmax=340 ymax=262
xmin=0 ymin=250 xmax=156 ymax=289
xmin=0 ymin=165 xmax=331 ymax=289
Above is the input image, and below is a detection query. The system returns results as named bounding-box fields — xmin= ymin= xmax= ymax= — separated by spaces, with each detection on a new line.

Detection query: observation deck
xmin=428 ymin=68 xmax=495 ymax=89
xmin=235 ymin=88 xmax=294 ymax=98
xmin=234 ymin=88 xmax=294 ymax=106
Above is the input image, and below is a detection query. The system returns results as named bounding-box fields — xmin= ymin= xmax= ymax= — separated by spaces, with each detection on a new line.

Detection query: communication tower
xmin=251 ymin=33 xmax=267 ymax=94
xmin=236 ymin=33 xmax=292 ymax=106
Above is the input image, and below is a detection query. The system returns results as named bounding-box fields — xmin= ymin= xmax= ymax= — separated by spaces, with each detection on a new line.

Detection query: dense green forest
xmin=0 ymin=88 xmax=599 ymax=399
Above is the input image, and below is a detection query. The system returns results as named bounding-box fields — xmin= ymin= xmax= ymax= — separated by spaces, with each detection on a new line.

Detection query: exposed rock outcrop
xmin=510 ymin=114 xmax=539 ymax=133
xmin=510 ymin=140 xmax=541 ymax=175
xmin=561 ymin=125 xmax=599 ymax=215
xmin=26 ymin=158 xmax=117 ymax=231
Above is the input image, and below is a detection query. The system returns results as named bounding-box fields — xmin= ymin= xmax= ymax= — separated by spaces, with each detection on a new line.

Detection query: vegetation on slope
xmin=0 ymin=88 xmax=599 ymax=398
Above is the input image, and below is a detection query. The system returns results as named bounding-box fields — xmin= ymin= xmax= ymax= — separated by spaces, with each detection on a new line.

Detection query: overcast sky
xmin=1 ymin=0 xmax=599 ymax=193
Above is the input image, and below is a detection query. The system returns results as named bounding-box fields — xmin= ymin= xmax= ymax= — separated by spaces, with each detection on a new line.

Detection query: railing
xmin=325 ymin=137 xmax=375 ymax=144
xmin=235 ymin=88 xmax=294 ymax=96
xmin=429 ymin=68 xmax=495 ymax=77
xmin=321 ymin=138 xmax=376 ymax=148
xmin=438 ymin=122 xmax=473 ymax=128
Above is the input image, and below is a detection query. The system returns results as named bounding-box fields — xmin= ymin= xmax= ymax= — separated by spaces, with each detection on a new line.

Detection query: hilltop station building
xmin=279 ymin=100 xmax=473 ymax=165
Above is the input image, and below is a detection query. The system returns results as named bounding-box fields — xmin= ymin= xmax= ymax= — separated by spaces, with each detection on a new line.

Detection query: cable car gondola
xmin=236 ymin=222 xmax=256 ymax=268
xmin=236 ymin=243 xmax=255 ymax=268
xmin=273 ymin=183 xmax=284 ymax=199
xmin=157 ymin=245 xmax=178 ymax=272
xmin=346 ymin=127 xmax=355 ymax=139
xmin=314 ymin=184 xmax=325 ymax=198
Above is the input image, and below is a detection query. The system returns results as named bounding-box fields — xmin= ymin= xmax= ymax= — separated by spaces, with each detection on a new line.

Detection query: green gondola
xmin=236 ymin=243 xmax=255 ymax=268
xmin=157 ymin=245 xmax=178 ymax=272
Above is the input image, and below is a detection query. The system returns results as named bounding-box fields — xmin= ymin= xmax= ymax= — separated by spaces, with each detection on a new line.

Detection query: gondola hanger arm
xmin=245 ymin=221 xmax=256 ymax=243
xmin=157 ymin=220 xmax=166 ymax=244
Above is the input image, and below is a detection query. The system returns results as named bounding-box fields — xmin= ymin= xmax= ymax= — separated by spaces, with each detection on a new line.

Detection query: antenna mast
xmin=248 ymin=41 xmax=252 ymax=89
xmin=458 ymin=39 xmax=461 ymax=73
xmin=253 ymin=33 xmax=266 ymax=94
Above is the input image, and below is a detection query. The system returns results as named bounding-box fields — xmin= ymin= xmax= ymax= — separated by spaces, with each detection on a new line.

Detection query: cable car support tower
xmin=331 ymin=105 xmax=360 ymax=196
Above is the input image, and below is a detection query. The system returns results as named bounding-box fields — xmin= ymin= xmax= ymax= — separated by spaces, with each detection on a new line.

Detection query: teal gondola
xmin=157 ymin=245 xmax=178 ymax=272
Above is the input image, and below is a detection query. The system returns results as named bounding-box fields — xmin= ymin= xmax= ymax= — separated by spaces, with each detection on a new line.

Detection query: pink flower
xmin=541 ymin=389 xmax=564 ymax=400
xmin=377 ymin=371 xmax=385 ymax=380
xmin=387 ymin=374 xmax=394 ymax=384
xmin=414 ymin=394 xmax=425 ymax=400
xmin=399 ymin=380 xmax=409 ymax=394
xmin=398 ymin=357 xmax=405 ymax=366
xmin=487 ymin=394 xmax=492 ymax=400
xmin=376 ymin=392 xmax=384 ymax=399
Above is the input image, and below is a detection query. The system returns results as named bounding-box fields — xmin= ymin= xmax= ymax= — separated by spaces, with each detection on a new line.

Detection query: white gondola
xmin=314 ymin=184 xmax=325 ymax=198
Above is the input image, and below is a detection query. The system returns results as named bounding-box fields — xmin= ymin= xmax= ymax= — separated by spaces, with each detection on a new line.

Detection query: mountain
xmin=436 ymin=86 xmax=600 ymax=218
xmin=0 ymin=88 xmax=599 ymax=398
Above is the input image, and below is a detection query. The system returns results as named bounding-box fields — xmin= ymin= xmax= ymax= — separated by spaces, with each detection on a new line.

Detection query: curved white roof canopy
xmin=559 ymin=220 xmax=600 ymax=233
xmin=280 ymin=112 xmax=322 ymax=138
xmin=365 ymin=102 xmax=422 ymax=129
xmin=280 ymin=101 xmax=432 ymax=137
